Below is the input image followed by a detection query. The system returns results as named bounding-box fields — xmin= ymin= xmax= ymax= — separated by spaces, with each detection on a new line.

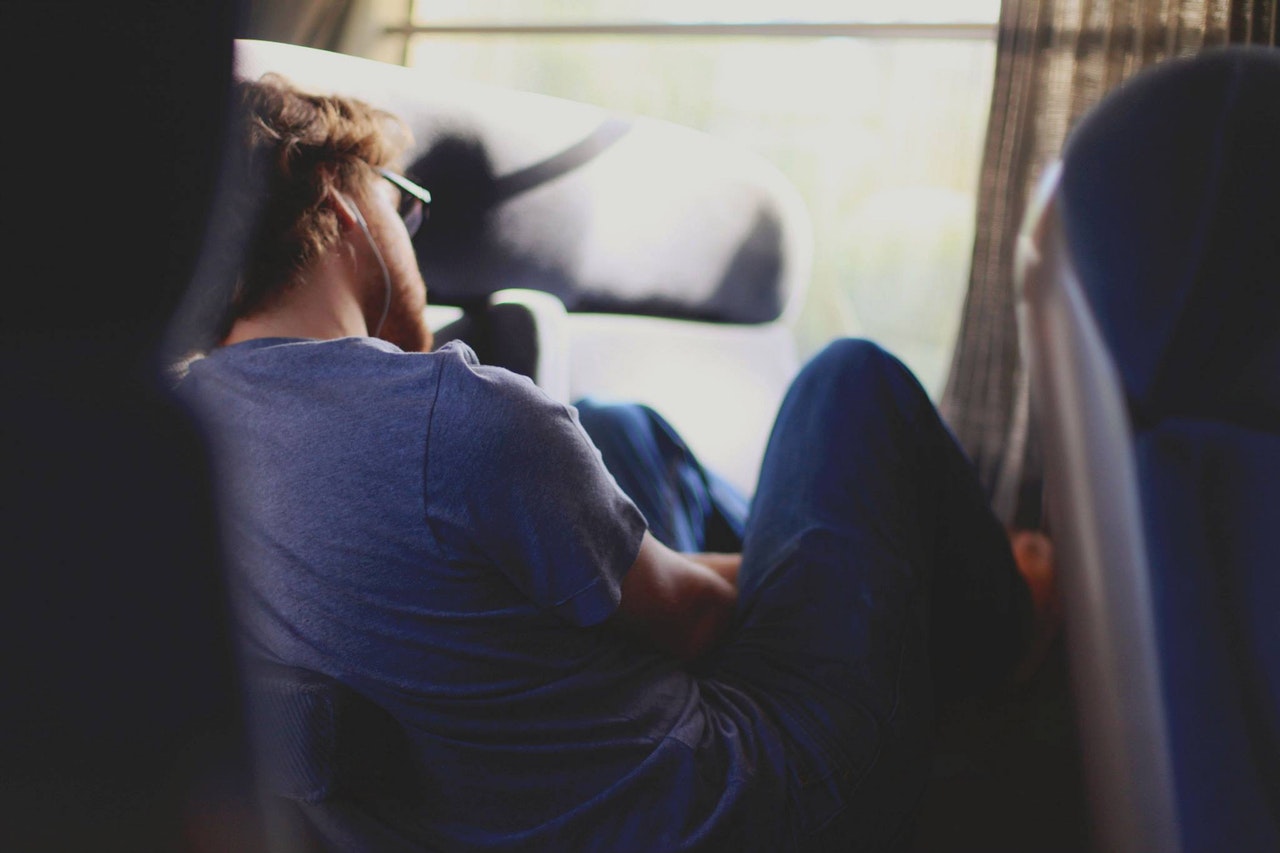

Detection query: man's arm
xmin=685 ymin=551 xmax=741 ymax=588
xmin=608 ymin=531 xmax=739 ymax=662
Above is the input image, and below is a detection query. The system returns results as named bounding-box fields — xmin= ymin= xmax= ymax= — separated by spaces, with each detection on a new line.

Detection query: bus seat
xmin=1016 ymin=46 xmax=1280 ymax=853
xmin=245 ymin=660 xmax=430 ymax=853
xmin=430 ymin=287 xmax=572 ymax=408
xmin=232 ymin=38 xmax=813 ymax=498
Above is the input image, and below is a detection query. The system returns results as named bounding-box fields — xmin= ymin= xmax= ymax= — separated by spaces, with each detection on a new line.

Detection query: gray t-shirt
xmin=177 ymin=337 xmax=786 ymax=852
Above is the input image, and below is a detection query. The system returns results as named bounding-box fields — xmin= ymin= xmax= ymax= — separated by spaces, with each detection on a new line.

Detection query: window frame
xmin=387 ymin=19 xmax=995 ymax=65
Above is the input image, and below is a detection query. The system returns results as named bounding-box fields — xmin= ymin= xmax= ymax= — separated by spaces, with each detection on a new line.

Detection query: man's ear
xmin=328 ymin=189 xmax=360 ymax=230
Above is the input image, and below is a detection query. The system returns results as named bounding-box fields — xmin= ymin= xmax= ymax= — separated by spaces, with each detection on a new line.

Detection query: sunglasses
xmin=377 ymin=167 xmax=431 ymax=238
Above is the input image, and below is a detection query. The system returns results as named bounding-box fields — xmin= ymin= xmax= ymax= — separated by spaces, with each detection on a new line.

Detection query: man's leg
xmin=574 ymin=396 xmax=748 ymax=554
xmin=706 ymin=338 xmax=1032 ymax=850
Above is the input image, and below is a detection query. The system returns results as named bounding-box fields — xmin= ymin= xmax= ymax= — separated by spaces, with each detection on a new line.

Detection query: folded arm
xmin=608 ymin=531 xmax=740 ymax=662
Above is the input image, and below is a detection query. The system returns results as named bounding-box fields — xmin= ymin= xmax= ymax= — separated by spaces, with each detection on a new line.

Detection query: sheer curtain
xmin=941 ymin=0 xmax=1276 ymax=528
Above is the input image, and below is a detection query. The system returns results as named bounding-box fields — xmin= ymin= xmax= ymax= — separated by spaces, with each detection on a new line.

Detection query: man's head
xmin=218 ymin=73 xmax=431 ymax=352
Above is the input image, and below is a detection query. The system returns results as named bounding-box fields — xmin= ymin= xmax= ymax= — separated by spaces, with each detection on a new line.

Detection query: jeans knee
xmin=807 ymin=338 xmax=915 ymax=390
xmin=812 ymin=338 xmax=891 ymax=375
xmin=573 ymin=396 xmax=659 ymax=445
xmin=788 ymin=338 xmax=933 ymax=424
xmin=575 ymin=395 xmax=636 ymax=427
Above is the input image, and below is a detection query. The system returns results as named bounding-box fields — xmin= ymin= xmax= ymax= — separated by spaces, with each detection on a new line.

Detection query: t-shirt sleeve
xmin=423 ymin=343 xmax=648 ymax=626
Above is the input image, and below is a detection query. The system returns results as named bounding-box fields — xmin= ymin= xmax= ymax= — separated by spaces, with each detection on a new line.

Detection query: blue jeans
xmin=576 ymin=339 xmax=1030 ymax=851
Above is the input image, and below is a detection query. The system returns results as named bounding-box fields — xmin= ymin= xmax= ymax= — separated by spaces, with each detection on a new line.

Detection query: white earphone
xmin=339 ymin=192 xmax=392 ymax=339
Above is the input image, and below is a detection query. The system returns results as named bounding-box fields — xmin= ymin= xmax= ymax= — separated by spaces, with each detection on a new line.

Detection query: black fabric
xmin=246 ymin=661 xmax=427 ymax=852
xmin=1059 ymin=45 xmax=1280 ymax=432
xmin=254 ymin=668 xmax=343 ymax=802
xmin=248 ymin=662 xmax=418 ymax=799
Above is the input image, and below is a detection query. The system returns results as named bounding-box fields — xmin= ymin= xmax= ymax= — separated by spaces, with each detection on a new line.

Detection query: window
xmin=397 ymin=2 xmax=999 ymax=397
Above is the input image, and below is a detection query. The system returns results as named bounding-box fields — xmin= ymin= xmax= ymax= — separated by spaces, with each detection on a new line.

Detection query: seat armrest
xmin=491 ymin=288 xmax=570 ymax=405
xmin=430 ymin=289 xmax=571 ymax=405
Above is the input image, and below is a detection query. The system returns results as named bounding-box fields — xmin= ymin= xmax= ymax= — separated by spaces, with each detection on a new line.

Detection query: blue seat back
xmin=1020 ymin=45 xmax=1280 ymax=853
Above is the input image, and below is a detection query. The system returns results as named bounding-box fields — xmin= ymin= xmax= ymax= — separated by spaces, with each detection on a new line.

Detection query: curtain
xmin=941 ymin=0 xmax=1277 ymax=529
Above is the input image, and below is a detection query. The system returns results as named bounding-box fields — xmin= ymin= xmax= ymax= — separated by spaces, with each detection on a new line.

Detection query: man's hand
xmin=685 ymin=552 xmax=741 ymax=589
xmin=1009 ymin=530 xmax=1061 ymax=684
xmin=609 ymin=533 xmax=739 ymax=662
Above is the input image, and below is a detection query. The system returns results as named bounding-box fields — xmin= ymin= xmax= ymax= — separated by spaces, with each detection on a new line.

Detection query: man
xmin=177 ymin=73 xmax=1058 ymax=852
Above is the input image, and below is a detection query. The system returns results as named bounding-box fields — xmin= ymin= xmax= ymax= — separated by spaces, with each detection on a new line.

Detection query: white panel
xmin=566 ymin=314 xmax=801 ymax=498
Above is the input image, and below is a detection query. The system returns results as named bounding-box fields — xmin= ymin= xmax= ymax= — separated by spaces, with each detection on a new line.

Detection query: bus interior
xmin=4 ymin=1 xmax=1277 ymax=851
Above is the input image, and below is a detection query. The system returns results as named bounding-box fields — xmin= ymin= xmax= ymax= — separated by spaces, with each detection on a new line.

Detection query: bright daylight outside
xmin=404 ymin=1 xmax=1001 ymax=397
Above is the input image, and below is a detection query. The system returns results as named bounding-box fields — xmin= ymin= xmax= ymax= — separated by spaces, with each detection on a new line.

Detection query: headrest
xmin=1058 ymin=46 xmax=1280 ymax=431
xmin=231 ymin=39 xmax=811 ymax=325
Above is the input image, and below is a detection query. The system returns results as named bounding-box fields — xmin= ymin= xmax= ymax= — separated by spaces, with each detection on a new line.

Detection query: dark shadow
xmin=2 ymin=2 xmax=263 ymax=850
xmin=909 ymin=641 xmax=1093 ymax=853
xmin=707 ymin=207 xmax=786 ymax=324
xmin=410 ymin=135 xmax=579 ymax=311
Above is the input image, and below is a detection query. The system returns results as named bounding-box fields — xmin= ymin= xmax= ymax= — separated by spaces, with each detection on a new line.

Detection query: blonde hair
xmin=220 ymin=72 xmax=412 ymax=335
